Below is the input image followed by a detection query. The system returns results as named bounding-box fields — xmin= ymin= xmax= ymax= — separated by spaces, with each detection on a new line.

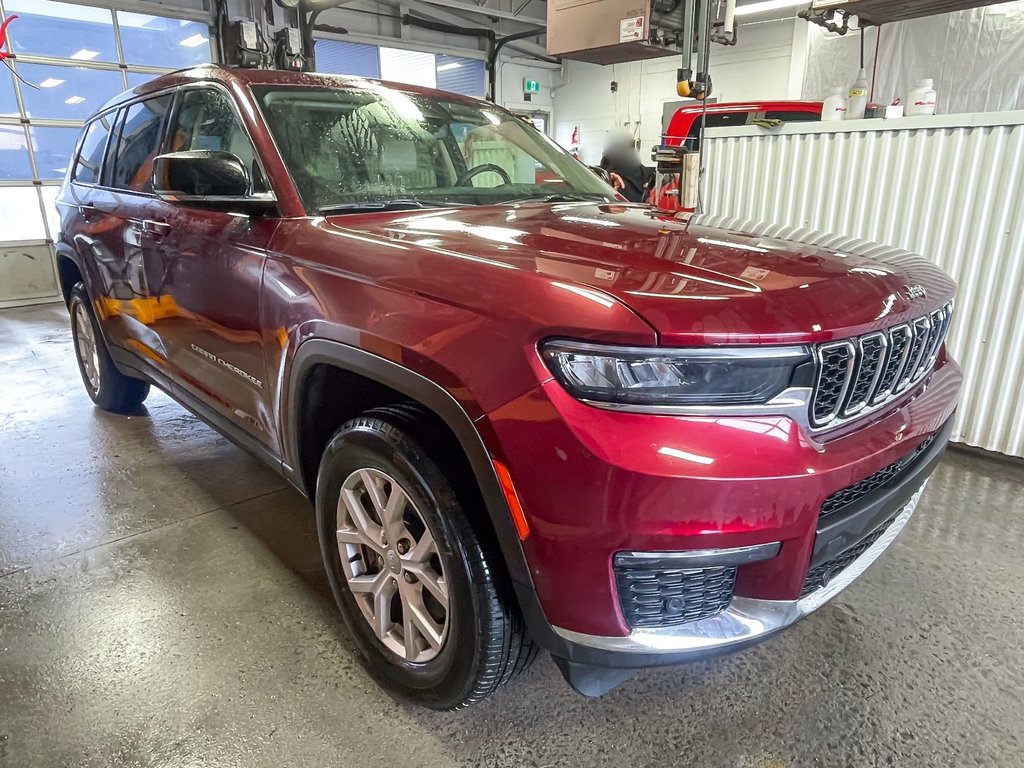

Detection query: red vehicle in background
xmin=652 ymin=100 xmax=823 ymax=210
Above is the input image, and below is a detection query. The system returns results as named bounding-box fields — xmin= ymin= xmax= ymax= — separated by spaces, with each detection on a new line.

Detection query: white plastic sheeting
xmin=803 ymin=2 xmax=1024 ymax=115
xmin=701 ymin=113 xmax=1024 ymax=458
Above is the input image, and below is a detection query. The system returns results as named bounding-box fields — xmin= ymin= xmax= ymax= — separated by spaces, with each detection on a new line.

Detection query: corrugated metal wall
xmin=702 ymin=118 xmax=1024 ymax=458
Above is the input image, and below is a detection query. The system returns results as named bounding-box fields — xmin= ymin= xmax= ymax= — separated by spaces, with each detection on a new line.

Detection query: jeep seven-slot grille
xmin=810 ymin=302 xmax=953 ymax=428
xmin=614 ymin=563 xmax=736 ymax=629
xmin=820 ymin=433 xmax=936 ymax=520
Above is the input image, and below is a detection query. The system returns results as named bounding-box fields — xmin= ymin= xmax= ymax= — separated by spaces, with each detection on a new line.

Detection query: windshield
xmin=252 ymin=84 xmax=615 ymax=213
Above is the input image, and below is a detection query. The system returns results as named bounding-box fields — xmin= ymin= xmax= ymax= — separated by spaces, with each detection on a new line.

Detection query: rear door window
xmin=108 ymin=94 xmax=173 ymax=193
xmin=686 ymin=111 xmax=752 ymax=150
xmin=762 ymin=110 xmax=821 ymax=122
xmin=72 ymin=112 xmax=116 ymax=184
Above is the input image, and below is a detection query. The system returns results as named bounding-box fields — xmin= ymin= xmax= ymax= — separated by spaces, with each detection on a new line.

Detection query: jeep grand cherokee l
xmin=55 ymin=66 xmax=962 ymax=709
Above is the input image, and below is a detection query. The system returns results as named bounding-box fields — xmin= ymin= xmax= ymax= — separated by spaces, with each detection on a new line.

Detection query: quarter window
xmin=109 ymin=95 xmax=173 ymax=193
xmin=72 ymin=112 xmax=116 ymax=184
xmin=167 ymin=89 xmax=267 ymax=193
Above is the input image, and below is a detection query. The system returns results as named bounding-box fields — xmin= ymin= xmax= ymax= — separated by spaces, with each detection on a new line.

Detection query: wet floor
xmin=1 ymin=302 xmax=1022 ymax=768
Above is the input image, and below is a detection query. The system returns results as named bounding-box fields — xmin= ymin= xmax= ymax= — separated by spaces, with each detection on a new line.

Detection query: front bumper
xmin=484 ymin=354 xmax=961 ymax=659
xmin=553 ymin=482 xmax=924 ymax=656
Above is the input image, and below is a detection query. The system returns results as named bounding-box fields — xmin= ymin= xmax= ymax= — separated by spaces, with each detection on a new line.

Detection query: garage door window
xmin=314 ymin=39 xmax=486 ymax=98
xmin=0 ymin=0 xmax=212 ymax=304
xmin=117 ymin=12 xmax=211 ymax=70
xmin=27 ymin=126 xmax=81 ymax=180
xmin=2 ymin=0 xmax=118 ymax=62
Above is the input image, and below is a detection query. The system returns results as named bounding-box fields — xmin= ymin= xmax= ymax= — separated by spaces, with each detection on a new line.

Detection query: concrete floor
xmin=1 ymin=303 xmax=1022 ymax=768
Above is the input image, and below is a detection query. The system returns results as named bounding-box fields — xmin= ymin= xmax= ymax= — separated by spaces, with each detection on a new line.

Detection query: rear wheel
xmin=69 ymin=283 xmax=149 ymax=413
xmin=315 ymin=407 xmax=536 ymax=709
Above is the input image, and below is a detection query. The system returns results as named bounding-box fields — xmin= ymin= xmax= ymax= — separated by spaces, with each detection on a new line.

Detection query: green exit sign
xmin=523 ymin=78 xmax=540 ymax=93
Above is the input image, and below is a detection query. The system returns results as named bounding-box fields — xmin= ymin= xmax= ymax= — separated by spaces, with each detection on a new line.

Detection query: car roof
xmin=96 ymin=63 xmax=491 ymax=116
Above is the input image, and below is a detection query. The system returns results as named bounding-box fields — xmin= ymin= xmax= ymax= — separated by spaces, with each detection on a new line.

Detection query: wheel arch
xmin=55 ymin=242 xmax=85 ymax=306
xmin=285 ymin=338 xmax=536 ymax=593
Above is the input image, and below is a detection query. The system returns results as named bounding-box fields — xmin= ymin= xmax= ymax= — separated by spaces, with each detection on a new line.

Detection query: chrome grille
xmin=810 ymin=302 xmax=954 ymax=428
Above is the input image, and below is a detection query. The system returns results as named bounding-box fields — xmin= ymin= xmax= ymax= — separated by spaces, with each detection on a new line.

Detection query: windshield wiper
xmin=318 ymin=199 xmax=431 ymax=215
xmin=318 ymin=199 xmax=474 ymax=215
xmin=505 ymin=193 xmax=609 ymax=204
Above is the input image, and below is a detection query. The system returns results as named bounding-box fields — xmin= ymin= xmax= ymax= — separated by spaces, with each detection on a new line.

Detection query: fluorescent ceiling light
xmin=179 ymin=33 xmax=208 ymax=48
xmin=735 ymin=0 xmax=807 ymax=16
xmin=436 ymin=62 xmax=462 ymax=71
xmin=65 ymin=96 xmax=86 ymax=105
xmin=39 ymin=78 xmax=65 ymax=89
xmin=69 ymin=49 xmax=100 ymax=61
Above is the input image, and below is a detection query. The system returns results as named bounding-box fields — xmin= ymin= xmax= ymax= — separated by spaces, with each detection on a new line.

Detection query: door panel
xmin=133 ymin=87 xmax=277 ymax=449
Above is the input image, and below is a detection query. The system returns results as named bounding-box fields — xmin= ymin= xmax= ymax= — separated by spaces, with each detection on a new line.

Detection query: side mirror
xmin=589 ymin=165 xmax=611 ymax=183
xmin=152 ymin=150 xmax=276 ymax=215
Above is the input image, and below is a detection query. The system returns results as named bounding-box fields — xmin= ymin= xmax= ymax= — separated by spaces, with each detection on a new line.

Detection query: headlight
xmin=541 ymin=340 xmax=811 ymax=407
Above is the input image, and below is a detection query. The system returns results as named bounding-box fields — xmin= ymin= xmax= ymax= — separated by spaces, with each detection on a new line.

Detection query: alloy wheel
xmin=336 ymin=468 xmax=449 ymax=663
xmin=73 ymin=301 xmax=100 ymax=396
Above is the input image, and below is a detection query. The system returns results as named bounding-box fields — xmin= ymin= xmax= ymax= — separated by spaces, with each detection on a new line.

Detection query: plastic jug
xmin=906 ymin=79 xmax=937 ymax=116
xmin=847 ymin=68 xmax=869 ymax=120
xmin=822 ymin=86 xmax=849 ymax=122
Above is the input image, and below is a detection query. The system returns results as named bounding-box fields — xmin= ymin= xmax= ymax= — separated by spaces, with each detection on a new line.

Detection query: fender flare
xmin=54 ymin=242 xmax=83 ymax=303
xmin=285 ymin=338 xmax=535 ymax=591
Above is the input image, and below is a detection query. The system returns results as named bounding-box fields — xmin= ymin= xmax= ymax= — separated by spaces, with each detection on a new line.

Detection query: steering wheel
xmin=455 ymin=163 xmax=512 ymax=187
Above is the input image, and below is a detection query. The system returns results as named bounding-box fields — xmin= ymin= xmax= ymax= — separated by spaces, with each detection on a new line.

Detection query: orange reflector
xmin=493 ymin=459 xmax=530 ymax=541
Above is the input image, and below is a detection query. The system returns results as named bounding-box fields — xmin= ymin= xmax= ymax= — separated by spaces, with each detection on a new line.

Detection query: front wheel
xmin=315 ymin=407 xmax=536 ymax=709
xmin=69 ymin=282 xmax=149 ymax=413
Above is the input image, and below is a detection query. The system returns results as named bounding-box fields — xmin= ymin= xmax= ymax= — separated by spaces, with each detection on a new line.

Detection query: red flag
xmin=0 ymin=15 xmax=16 ymax=61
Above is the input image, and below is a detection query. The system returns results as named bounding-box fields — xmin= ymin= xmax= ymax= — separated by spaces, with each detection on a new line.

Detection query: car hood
xmin=329 ymin=203 xmax=956 ymax=345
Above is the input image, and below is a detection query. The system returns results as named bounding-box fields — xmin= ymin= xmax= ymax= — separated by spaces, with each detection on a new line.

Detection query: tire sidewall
xmin=69 ymin=286 xmax=103 ymax=406
xmin=316 ymin=420 xmax=483 ymax=706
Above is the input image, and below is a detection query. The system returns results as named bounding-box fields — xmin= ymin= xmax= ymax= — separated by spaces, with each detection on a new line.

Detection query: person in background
xmin=600 ymin=130 xmax=654 ymax=204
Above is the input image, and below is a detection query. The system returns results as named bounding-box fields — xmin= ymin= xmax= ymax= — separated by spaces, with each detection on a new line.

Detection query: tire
xmin=315 ymin=406 xmax=537 ymax=709
xmin=69 ymin=282 xmax=150 ymax=413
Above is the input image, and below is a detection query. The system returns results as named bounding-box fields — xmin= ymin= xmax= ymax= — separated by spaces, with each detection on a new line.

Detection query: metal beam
xmin=411 ymin=0 xmax=545 ymax=26
xmin=401 ymin=0 xmax=549 ymax=58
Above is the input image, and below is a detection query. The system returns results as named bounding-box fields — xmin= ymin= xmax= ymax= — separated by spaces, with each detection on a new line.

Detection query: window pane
xmin=117 ymin=13 xmax=212 ymax=68
xmin=3 ymin=0 xmax=117 ymax=62
xmin=73 ymin=113 xmax=115 ymax=184
xmin=17 ymin=64 xmax=124 ymax=120
xmin=763 ymin=110 xmax=821 ymax=122
xmin=253 ymin=86 xmax=611 ymax=214
xmin=126 ymin=71 xmax=159 ymax=90
xmin=29 ymin=126 xmax=80 ymax=179
xmin=110 ymin=95 xmax=172 ymax=192
xmin=169 ymin=89 xmax=266 ymax=192
xmin=379 ymin=48 xmax=436 ymax=89
xmin=0 ymin=66 xmax=17 ymax=117
xmin=0 ymin=123 xmax=32 ymax=180
xmin=0 ymin=186 xmax=47 ymax=241
xmin=436 ymin=56 xmax=485 ymax=98
xmin=314 ymin=40 xmax=380 ymax=78
xmin=39 ymin=186 xmax=61 ymax=241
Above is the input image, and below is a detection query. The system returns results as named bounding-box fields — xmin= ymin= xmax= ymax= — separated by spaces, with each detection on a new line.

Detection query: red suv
xmin=56 ymin=66 xmax=961 ymax=709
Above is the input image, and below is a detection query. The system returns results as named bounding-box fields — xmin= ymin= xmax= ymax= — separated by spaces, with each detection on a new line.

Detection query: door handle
xmin=78 ymin=204 xmax=100 ymax=221
xmin=141 ymin=219 xmax=171 ymax=240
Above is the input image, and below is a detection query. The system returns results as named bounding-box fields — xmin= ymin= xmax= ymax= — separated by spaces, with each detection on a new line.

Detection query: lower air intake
xmin=613 ymin=561 xmax=736 ymax=629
